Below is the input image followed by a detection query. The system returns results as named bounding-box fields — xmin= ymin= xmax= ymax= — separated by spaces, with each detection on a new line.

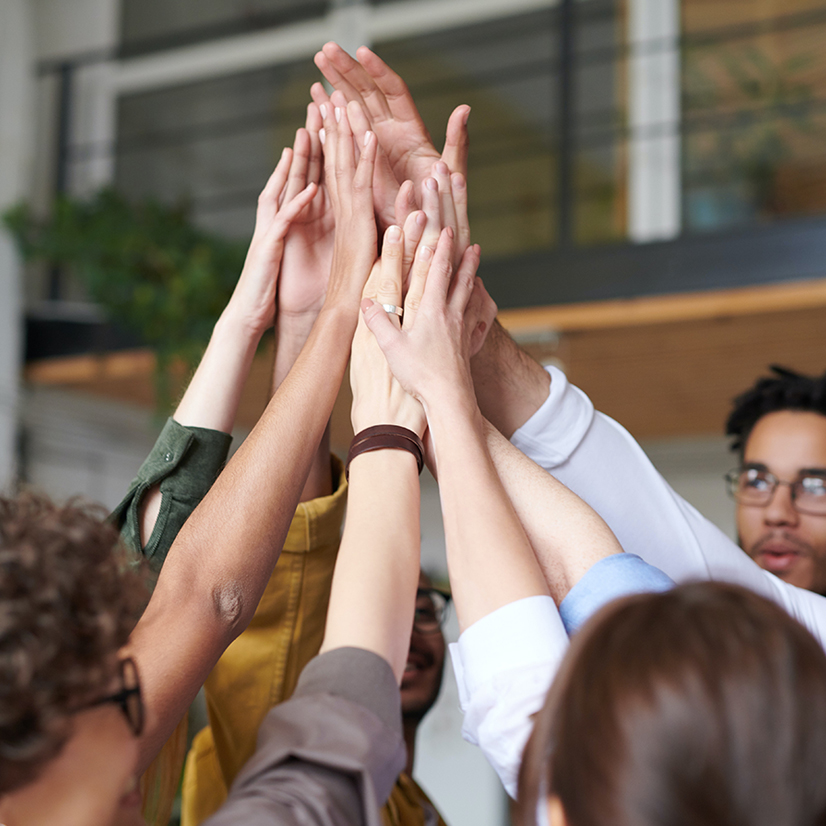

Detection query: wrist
xmin=217 ymin=301 xmax=269 ymax=344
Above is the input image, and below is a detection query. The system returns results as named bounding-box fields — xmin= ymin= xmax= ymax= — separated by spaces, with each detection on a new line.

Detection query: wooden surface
xmin=25 ymin=278 xmax=826 ymax=444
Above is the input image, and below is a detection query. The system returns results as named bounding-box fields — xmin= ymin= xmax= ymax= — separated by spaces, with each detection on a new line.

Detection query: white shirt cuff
xmin=510 ymin=365 xmax=595 ymax=469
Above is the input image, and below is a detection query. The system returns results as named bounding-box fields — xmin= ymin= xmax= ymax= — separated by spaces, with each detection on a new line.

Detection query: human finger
xmin=320 ymin=100 xmax=342 ymax=201
xmin=255 ymin=147 xmax=293 ymax=229
xmin=467 ymin=276 xmax=497 ymax=358
xmin=282 ymin=128 xmax=310 ymax=205
xmin=310 ymin=81 xmax=333 ymax=110
xmin=362 ymin=296 xmax=402 ymax=356
xmin=403 ymin=239 xmax=434 ymax=327
xmin=269 ymin=183 xmax=318 ymax=239
xmin=394 ymin=180 xmax=416 ymax=227
xmin=421 ymin=227 xmax=455 ymax=306
xmin=345 ymin=96 xmax=373 ymax=160
xmin=356 ymin=46 xmax=427 ymax=128
xmin=323 ymin=43 xmax=392 ymax=122
xmin=305 ymin=102 xmax=323 ymax=185
xmin=447 ymin=243 xmax=480 ymax=315
xmin=376 ymin=225 xmax=404 ymax=327
xmin=432 ymin=161 xmax=457 ymax=241
xmin=451 ymin=172 xmax=471 ymax=260
xmin=352 ymin=126 xmax=377 ymax=212
xmin=401 ymin=209 xmax=426 ymax=284
xmin=441 ymin=105 xmax=471 ymax=179
xmin=420 ymin=177 xmax=441 ymax=250
xmin=314 ymin=48 xmax=368 ymax=109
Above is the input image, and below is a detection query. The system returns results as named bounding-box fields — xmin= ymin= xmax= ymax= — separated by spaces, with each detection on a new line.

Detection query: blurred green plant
xmin=3 ymin=189 xmax=247 ymax=408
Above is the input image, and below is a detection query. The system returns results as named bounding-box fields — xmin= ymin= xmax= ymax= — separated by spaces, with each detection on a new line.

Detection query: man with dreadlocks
xmin=724 ymin=366 xmax=826 ymax=593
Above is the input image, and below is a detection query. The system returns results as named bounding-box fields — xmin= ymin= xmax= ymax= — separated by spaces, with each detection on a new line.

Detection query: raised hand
xmin=225 ymin=147 xmax=317 ymax=336
xmin=351 ymin=225 xmax=426 ymax=437
xmin=277 ymin=104 xmax=335 ymax=322
xmin=314 ymin=42 xmax=470 ymax=194
xmin=362 ymin=226 xmax=482 ymax=411
xmin=312 ymin=83 xmax=403 ymax=231
xmin=321 ymin=100 xmax=379 ymax=310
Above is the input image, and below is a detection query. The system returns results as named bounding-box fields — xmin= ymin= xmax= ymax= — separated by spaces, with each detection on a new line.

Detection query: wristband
xmin=345 ymin=425 xmax=425 ymax=481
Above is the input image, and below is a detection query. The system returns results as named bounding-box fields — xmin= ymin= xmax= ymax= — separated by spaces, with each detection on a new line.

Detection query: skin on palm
xmin=737 ymin=410 xmax=826 ymax=593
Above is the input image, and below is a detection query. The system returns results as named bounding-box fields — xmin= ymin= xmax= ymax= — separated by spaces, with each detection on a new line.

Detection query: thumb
xmin=361 ymin=298 xmax=401 ymax=355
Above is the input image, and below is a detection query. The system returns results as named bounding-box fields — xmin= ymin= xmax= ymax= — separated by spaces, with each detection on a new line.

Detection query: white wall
xmin=0 ymin=0 xmax=36 ymax=489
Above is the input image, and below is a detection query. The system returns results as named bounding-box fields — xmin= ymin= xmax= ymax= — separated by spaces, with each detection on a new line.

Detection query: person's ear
xmin=547 ymin=795 xmax=568 ymax=826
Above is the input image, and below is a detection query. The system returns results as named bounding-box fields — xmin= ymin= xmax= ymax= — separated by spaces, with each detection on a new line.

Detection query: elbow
xmin=211 ymin=580 xmax=246 ymax=636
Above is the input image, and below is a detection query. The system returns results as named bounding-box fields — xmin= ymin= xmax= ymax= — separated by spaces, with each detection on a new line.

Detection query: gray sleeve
xmin=204 ymin=648 xmax=405 ymax=826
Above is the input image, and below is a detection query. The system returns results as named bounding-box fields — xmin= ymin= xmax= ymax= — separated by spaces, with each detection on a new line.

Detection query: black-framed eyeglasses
xmin=86 ymin=657 xmax=144 ymax=737
xmin=725 ymin=467 xmax=826 ymax=516
xmin=413 ymin=587 xmax=452 ymax=635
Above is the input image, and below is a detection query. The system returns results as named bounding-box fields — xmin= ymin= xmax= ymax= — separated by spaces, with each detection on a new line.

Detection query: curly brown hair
xmin=0 ymin=493 xmax=150 ymax=793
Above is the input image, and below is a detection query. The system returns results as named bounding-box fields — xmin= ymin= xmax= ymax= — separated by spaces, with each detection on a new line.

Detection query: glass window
xmin=115 ymin=59 xmax=316 ymax=239
xmin=374 ymin=9 xmax=559 ymax=261
xmin=574 ymin=0 xmax=629 ymax=245
xmin=683 ymin=0 xmax=826 ymax=232
xmin=120 ymin=0 xmax=328 ymax=57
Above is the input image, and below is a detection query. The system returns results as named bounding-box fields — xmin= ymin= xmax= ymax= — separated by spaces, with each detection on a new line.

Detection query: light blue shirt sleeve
xmin=560 ymin=553 xmax=674 ymax=634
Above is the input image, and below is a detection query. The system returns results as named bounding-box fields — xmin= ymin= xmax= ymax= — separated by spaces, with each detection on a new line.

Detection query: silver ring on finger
xmin=381 ymin=303 xmax=404 ymax=318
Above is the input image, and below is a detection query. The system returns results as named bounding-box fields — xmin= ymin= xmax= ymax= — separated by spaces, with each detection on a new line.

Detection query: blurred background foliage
xmin=4 ymin=189 xmax=247 ymax=405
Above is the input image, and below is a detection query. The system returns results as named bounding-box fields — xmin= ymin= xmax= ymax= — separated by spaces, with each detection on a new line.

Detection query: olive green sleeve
xmin=111 ymin=418 xmax=232 ymax=570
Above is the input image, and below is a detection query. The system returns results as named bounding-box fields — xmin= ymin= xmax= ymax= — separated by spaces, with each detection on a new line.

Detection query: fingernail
xmin=435 ymin=161 xmax=449 ymax=176
xmin=426 ymin=178 xmax=438 ymax=191
xmin=464 ymin=107 xmax=471 ymax=125
xmin=319 ymin=128 xmax=326 ymax=145
xmin=446 ymin=226 xmax=454 ymax=239
xmin=335 ymin=107 xmax=342 ymax=122
xmin=416 ymin=212 xmax=426 ymax=227
xmin=452 ymin=174 xmax=466 ymax=190
xmin=320 ymin=103 xmax=327 ymax=119
xmin=364 ymin=130 xmax=373 ymax=146
xmin=387 ymin=226 xmax=402 ymax=242
xmin=418 ymin=245 xmax=433 ymax=261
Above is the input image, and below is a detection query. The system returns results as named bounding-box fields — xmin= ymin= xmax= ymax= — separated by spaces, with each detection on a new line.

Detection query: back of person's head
xmin=518 ymin=582 xmax=826 ymax=826
xmin=0 ymin=493 xmax=148 ymax=794
xmin=726 ymin=365 xmax=826 ymax=455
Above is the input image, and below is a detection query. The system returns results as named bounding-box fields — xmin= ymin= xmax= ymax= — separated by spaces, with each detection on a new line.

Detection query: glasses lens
xmin=728 ymin=468 xmax=775 ymax=505
xmin=121 ymin=658 xmax=144 ymax=736
xmin=794 ymin=475 xmax=826 ymax=515
xmin=414 ymin=589 xmax=447 ymax=634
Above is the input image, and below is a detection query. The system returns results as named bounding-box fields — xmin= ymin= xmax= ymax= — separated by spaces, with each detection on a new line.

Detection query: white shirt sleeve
xmin=512 ymin=365 xmax=826 ymax=650
xmin=449 ymin=596 xmax=567 ymax=798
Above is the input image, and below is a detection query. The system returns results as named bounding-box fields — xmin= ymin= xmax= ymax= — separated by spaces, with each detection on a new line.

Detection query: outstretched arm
xmin=320 ymin=225 xmax=426 ymax=679
xmin=471 ymin=319 xmax=551 ymax=439
xmin=363 ymin=229 xmax=548 ymax=631
xmin=272 ymin=104 xmax=336 ymax=501
xmin=112 ymin=147 xmax=317 ymax=559
xmin=128 ymin=103 xmax=379 ymax=771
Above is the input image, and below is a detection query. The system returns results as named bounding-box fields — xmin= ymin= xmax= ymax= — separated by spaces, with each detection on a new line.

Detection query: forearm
xmin=130 ymin=303 xmax=357 ymax=770
xmin=320 ymin=450 xmax=420 ymax=681
xmin=471 ymin=320 xmax=550 ymax=439
xmin=273 ymin=312 xmax=332 ymax=501
xmin=426 ymin=388 xmax=548 ymax=632
xmin=138 ymin=308 xmax=261 ymax=545
xmin=484 ymin=420 xmax=624 ymax=603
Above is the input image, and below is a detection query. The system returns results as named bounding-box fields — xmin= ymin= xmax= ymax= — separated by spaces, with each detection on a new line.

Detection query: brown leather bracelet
xmin=346 ymin=425 xmax=425 ymax=481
